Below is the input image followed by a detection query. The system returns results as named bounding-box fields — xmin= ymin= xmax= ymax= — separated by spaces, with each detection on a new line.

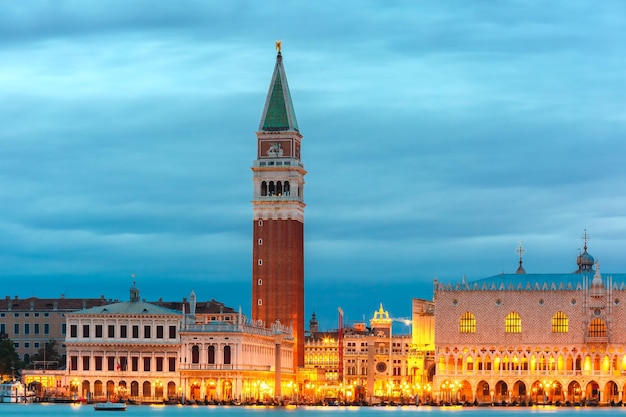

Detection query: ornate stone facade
xmin=179 ymin=291 xmax=295 ymax=403
xmin=63 ymin=284 xmax=182 ymax=402
xmin=303 ymin=305 xmax=421 ymax=404
xmin=22 ymin=285 xmax=296 ymax=403
xmin=434 ymin=244 xmax=626 ymax=406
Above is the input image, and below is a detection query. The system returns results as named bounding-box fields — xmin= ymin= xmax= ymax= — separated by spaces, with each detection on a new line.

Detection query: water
xmin=4 ymin=404 xmax=626 ymax=417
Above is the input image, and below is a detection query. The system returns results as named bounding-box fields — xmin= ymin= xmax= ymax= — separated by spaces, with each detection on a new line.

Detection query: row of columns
xmin=68 ymin=350 xmax=176 ymax=372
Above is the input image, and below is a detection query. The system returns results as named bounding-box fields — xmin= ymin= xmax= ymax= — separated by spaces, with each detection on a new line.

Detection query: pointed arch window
xmin=505 ymin=312 xmax=522 ymax=333
xmin=552 ymin=311 xmax=569 ymax=333
xmin=459 ymin=312 xmax=476 ymax=333
xmin=589 ymin=318 xmax=606 ymax=338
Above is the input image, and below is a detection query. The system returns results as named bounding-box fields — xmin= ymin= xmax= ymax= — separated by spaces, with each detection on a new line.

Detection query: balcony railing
xmin=182 ymin=323 xmax=293 ymax=339
xmin=178 ymin=363 xmax=278 ymax=372
xmin=436 ymin=369 xmax=617 ymax=378
xmin=585 ymin=336 xmax=609 ymax=344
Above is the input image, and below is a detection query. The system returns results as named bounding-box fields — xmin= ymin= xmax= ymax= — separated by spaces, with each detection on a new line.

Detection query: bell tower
xmin=251 ymin=43 xmax=306 ymax=369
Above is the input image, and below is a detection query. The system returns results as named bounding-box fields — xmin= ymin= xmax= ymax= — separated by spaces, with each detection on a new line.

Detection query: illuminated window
xmin=589 ymin=318 xmax=606 ymax=337
xmin=552 ymin=311 xmax=568 ymax=333
xmin=505 ymin=312 xmax=521 ymax=333
xmin=459 ymin=312 xmax=476 ymax=333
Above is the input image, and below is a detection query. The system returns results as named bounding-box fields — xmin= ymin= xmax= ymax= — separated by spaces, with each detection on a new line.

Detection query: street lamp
xmin=441 ymin=381 xmax=448 ymax=404
xmin=71 ymin=378 xmax=79 ymax=399
xmin=155 ymin=380 xmax=163 ymax=401
xmin=452 ymin=381 xmax=461 ymax=404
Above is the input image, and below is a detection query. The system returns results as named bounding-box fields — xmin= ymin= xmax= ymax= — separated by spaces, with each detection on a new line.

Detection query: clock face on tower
xmin=376 ymin=362 xmax=387 ymax=373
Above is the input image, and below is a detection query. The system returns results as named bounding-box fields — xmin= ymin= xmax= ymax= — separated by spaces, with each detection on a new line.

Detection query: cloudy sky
xmin=1 ymin=1 xmax=624 ymax=331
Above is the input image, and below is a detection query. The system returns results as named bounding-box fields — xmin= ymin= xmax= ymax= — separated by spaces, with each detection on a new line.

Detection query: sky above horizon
xmin=1 ymin=1 xmax=625 ymax=332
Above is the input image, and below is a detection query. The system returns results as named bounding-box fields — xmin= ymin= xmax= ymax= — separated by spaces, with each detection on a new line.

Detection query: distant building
xmin=178 ymin=290 xmax=295 ymax=403
xmin=303 ymin=304 xmax=424 ymax=404
xmin=0 ymin=294 xmax=110 ymax=368
xmin=22 ymin=283 xmax=295 ymax=403
xmin=433 ymin=235 xmax=626 ymax=405
xmin=251 ymin=45 xmax=306 ymax=371
xmin=62 ymin=282 xmax=182 ymax=402
xmin=409 ymin=298 xmax=435 ymax=399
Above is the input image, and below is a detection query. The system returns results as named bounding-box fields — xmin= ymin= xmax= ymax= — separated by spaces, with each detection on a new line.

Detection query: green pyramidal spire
xmin=259 ymin=46 xmax=299 ymax=132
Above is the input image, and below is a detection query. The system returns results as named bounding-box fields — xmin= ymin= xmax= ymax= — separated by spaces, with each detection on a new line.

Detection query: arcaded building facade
xmin=64 ymin=283 xmax=182 ymax=402
xmin=179 ymin=291 xmax=295 ymax=402
xmin=434 ymin=241 xmax=626 ymax=405
xmin=58 ymin=284 xmax=296 ymax=403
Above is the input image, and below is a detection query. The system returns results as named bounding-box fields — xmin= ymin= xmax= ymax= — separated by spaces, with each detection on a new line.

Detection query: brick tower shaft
xmin=251 ymin=45 xmax=306 ymax=370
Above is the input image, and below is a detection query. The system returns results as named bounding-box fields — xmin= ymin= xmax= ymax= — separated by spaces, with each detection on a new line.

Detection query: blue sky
xmin=1 ymin=1 xmax=625 ymax=331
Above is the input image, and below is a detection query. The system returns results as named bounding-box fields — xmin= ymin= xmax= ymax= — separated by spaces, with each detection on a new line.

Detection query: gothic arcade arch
xmin=604 ymin=380 xmax=620 ymax=403
xmin=475 ymin=380 xmax=490 ymax=403
xmin=458 ymin=380 xmax=473 ymax=403
xmin=512 ymin=380 xmax=527 ymax=402
xmin=585 ymin=380 xmax=600 ymax=402
xmin=567 ymin=381 xmax=582 ymax=404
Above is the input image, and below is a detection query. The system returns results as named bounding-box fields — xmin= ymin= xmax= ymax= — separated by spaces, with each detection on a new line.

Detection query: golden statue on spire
xmin=275 ymin=40 xmax=282 ymax=53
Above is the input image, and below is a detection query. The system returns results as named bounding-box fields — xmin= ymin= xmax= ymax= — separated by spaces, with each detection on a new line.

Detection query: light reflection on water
xmin=4 ymin=404 xmax=626 ymax=416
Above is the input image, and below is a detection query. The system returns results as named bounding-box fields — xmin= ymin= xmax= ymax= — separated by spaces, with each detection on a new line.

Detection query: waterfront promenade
xmin=5 ymin=403 xmax=626 ymax=417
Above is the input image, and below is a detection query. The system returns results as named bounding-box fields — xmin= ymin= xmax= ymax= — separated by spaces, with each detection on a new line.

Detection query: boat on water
xmin=93 ymin=401 xmax=127 ymax=411
xmin=0 ymin=380 xmax=35 ymax=403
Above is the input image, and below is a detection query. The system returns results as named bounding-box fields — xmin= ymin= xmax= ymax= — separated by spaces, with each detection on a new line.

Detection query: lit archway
xmin=568 ymin=381 xmax=582 ymax=405
xmin=475 ymin=380 xmax=490 ymax=404
xmin=94 ymin=380 xmax=103 ymax=398
xmin=604 ymin=380 xmax=619 ymax=404
xmin=494 ymin=380 xmax=508 ymax=403
xmin=585 ymin=380 xmax=600 ymax=405
xmin=512 ymin=380 xmax=527 ymax=404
